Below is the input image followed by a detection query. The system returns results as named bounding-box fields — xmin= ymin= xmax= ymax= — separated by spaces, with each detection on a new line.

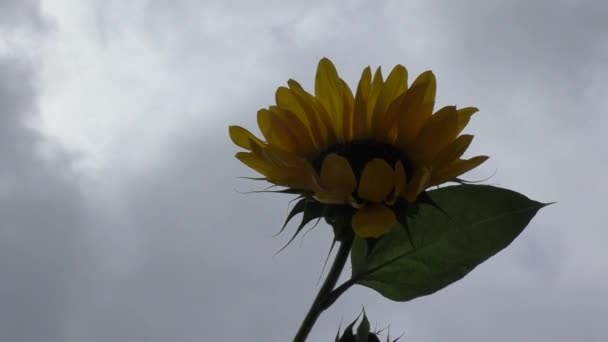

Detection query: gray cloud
xmin=2 ymin=0 xmax=607 ymax=341
xmin=0 ymin=2 xmax=100 ymax=341
xmin=0 ymin=0 xmax=48 ymax=32
xmin=0 ymin=51 xmax=85 ymax=342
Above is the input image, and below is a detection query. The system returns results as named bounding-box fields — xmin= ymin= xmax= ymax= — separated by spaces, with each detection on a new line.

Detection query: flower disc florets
xmin=312 ymin=140 xmax=413 ymax=180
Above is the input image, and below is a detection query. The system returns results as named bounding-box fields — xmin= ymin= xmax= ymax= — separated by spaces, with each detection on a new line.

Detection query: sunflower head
xmin=230 ymin=58 xmax=488 ymax=239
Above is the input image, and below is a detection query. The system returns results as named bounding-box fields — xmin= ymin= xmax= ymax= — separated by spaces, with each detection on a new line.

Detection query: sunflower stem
xmin=293 ymin=236 xmax=353 ymax=342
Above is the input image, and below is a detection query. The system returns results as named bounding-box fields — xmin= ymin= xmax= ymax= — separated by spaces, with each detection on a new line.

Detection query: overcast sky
xmin=1 ymin=0 xmax=607 ymax=341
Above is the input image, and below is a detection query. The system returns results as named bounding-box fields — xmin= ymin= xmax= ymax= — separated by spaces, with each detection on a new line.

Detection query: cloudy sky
xmin=1 ymin=0 xmax=607 ymax=341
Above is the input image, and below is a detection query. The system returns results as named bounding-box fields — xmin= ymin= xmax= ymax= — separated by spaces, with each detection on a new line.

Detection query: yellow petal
xmin=315 ymin=58 xmax=345 ymax=141
xmin=318 ymin=153 xmax=357 ymax=201
xmin=275 ymin=87 xmax=313 ymax=131
xmin=429 ymin=156 xmax=489 ymax=186
xmin=352 ymin=66 xmax=372 ymax=139
xmin=314 ymin=191 xmax=351 ymax=205
xmin=312 ymin=100 xmax=339 ymax=147
xmin=269 ymin=106 xmax=316 ymax=157
xmin=276 ymin=85 xmax=325 ymax=150
xmin=379 ymin=91 xmax=408 ymax=144
xmin=257 ymin=109 xmax=298 ymax=151
xmin=340 ymin=79 xmax=355 ymax=141
xmin=236 ymin=152 xmax=275 ymax=178
xmin=395 ymin=71 xmax=437 ymax=146
xmin=366 ymin=67 xmax=384 ymax=123
xmin=372 ymin=65 xmax=407 ymax=137
xmin=275 ymin=163 xmax=317 ymax=190
xmin=358 ymin=158 xmax=395 ymax=202
xmin=403 ymin=167 xmax=431 ymax=202
xmin=432 ymin=134 xmax=474 ymax=168
xmin=386 ymin=161 xmax=407 ymax=205
xmin=249 ymin=140 xmax=300 ymax=169
xmin=288 ymin=79 xmax=336 ymax=147
xmin=258 ymin=145 xmax=307 ymax=169
xmin=247 ymin=144 xmax=318 ymax=190
xmin=352 ymin=204 xmax=396 ymax=238
xmin=408 ymin=106 xmax=459 ymax=162
xmin=456 ymin=107 xmax=479 ymax=135
xmin=229 ymin=126 xmax=265 ymax=150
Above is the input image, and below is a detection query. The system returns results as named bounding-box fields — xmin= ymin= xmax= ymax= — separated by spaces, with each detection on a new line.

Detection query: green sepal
xmin=276 ymin=197 xmax=325 ymax=253
xmin=274 ymin=188 xmax=313 ymax=196
xmin=323 ymin=204 xmax=356 ymax=242
xmin=336 ymin=310 xmax=399 ymax=342
xmin=275 ymin=196 xmax=307 ymax=236
xmin=336 ymin=312 xmax=360 ymax=341
xmin=355 ymin=310 xmax=371 ymax=342
xmin=275 ymin=194 xmax=358 ymax=251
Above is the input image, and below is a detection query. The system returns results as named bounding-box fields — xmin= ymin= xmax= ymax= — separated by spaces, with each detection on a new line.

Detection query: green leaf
xmin=351 ymin=184 xmax=548 ymax=301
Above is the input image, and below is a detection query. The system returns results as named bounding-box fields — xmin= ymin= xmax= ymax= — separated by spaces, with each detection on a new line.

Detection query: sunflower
xmin=229 ymin=58 xmax=488 ymax=239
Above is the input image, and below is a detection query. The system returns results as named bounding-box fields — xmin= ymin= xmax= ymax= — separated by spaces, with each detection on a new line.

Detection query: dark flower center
xmin=312 ymin=140 xmax=413 ymax=179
